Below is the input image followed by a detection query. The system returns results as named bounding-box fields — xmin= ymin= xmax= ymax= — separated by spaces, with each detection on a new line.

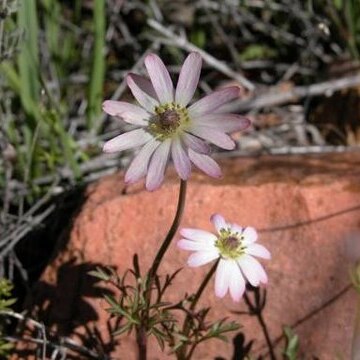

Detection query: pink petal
xmin=177 ymin=239 xmax=216 ymax=252
xmin=188 ymin=149 xmax=222 ymax=178
xmin=145 ymin=139 xmax=171 ymax=191
xmin=242 ymin=227 xmax=258 ymax=245
xmin=182 ymin=133 xmax=210 ymax=154
xmin=238 ymin=255 xmax=268 ymax=286
xmin=171 ymin=137 xmax=191 ymax=180
xmin=103 ymin=129 xmax=152 ymax=153
xmin=180 ymin=228 xmax=217 ymax=243
xmin=228 ymin=262 xmax=246 ymax=302
xmin=145 ymin=53 xmax=174 ymax=104
xmin=215 ymin=259 xmax=231 ymax=298
xmin=188 ymin=86 xmax=240 ymax=117
xmin=192 ymin=114 xmax=250 ymax=133
xmin=210 ymin=214 xmax=228 ymax=233
xmin=187 ymin=250 xmax=219 ymax=267
xmin=125 ymin=138 xmax=161 ymax=184
xmin=128 ymin=73 xmax=158 ymax=100
xmin=245 ymin=244 xmax=271 ymax=260
xmin=127 ymin=74 xmax=159 ymax=113
xmin=175 ymin=52 xmax=202 ymax=106
xmin=189 ymin=126 xmax=236 ymax=150
xmin=102 ymin=100 xmax=149 ymax=126
xmin=230 ymin=223 xmax=243 ymax=234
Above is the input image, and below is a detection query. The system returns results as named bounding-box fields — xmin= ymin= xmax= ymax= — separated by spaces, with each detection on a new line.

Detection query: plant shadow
xmin=214 ymin=332 xmax=255 ymax=360
xmin=14 ymin=260 xmax=121 ymax=358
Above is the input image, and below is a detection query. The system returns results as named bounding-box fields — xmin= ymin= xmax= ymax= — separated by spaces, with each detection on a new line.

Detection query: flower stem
xmin=244 ymin=291 xmax=277 ymax=360
xmin=177 ymin=260 xmax=219 ymax=360
xmin=147 ymin=179 xmax=187 ymax=282
xmin=190 ymin=259 xmax=218 ymax=311
xmin=139 ymin=180 xmax=187 ymax=360
xmin=136 ymin=327 xmax=147 ymax=360
xmin=352 ymin=295 xmax=360 ymax=359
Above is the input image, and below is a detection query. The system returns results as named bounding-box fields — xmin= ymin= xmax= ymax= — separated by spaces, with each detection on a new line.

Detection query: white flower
xmin=178 ymin=214 xmax=271 ymax=302
xmin=102 ymin=52 xmax=250 ymax=191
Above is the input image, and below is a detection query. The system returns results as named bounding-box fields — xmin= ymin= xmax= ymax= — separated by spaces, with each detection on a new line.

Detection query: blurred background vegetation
xmin=0 ymin=0 xmax=360 ymax=356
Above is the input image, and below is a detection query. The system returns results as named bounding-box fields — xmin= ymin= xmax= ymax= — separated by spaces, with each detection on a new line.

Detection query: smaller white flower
xmin=177 ymin=214 xmax=271 ymax=302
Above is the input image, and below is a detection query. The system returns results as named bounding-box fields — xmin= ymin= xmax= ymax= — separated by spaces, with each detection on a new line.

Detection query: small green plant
xmin=0 ymin=278 xmax=16 ymax=357
xmin=283 ymin=326 xmax=299 ymax=360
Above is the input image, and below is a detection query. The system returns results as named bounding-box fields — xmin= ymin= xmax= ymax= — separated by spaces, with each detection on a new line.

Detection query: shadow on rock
xmin=214 ymin=332 xmax=254 ymax=360
xmin=14 ymin=260 xmax=120 ymax=358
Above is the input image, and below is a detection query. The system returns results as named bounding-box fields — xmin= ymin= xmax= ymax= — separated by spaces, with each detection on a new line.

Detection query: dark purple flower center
xmin=224 ymin=236 xmax=240 ymax=250
xmin=159 ymin=110 xmax=180 ymax=130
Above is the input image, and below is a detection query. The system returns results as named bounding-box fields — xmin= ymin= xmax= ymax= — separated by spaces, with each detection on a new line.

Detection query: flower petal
xmin=230 ymin=223 xmax=243 ymax=235
xmin=189 ymin=126 xmax=236 ymax=150
xmin=103 ymin=129 xmax=152 ymax=153
xmin=125 ymin=138 xmax=161 ymax=184
xmin=102 ymin=100 xmax=150 ymax=126
xmin=187 ymin=250 xmax=219 ymax=267
xmin=192 ymin=114 xmax=250 ymax=133
xmin=145 ymin=139 xmax=171 ymax=191
xmin=210 ymin=213 xmax=228 ymax=233
xmin=175 ymin=52 xmax=202 ymax=106
xmin=180 ymin=228 xmax=217 ymax=243
xmin=128 ymin=73 xmax=158 ymax=100
xmin=215 ymin=259 xmax=231 ymax=298
xmin=171 ymin=137 xmax=191 ymax=180
xmin=177 ymin=239 xmax=216 ymax=252
xmin=188 ymin=149 xmax=222 ymax=178
xmin=238 ymin=255 xmax=268 ymax=286
xmin=188 ymin=86 xmax=240 ymax=117
xmin=145 ymin=53 xmax=174 ymax=104
xmin=182 ymin=133 xmax=210 ymax=154
xmin=127 ymin=74 xmax=159 ymax=113
xmin=229 ymin=261 xmax=246 ymax=302
xmin=245 ymin=243 xmax=271 ymax=260
xmin=242 ymin=227 xmax=258 ymax=245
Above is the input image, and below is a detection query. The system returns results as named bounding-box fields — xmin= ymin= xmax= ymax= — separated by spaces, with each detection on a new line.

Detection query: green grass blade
xmin=17 ymin=0 xmax=40 ymax=118
xmin=87 ymin=0 xmax=106 ymax=131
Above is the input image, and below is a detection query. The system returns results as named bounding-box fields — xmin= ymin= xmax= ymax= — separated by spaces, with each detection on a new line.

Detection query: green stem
xmin=147 ymin=179 xmax=187 ymax=282
xmin=178 ymin=260 xmax=219 ymax=360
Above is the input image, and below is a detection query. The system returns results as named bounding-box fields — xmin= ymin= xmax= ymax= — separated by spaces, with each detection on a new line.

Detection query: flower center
xmin=215 ymin=229 xmax=246 ymax=259
xmin=148 ymin=102 xmax=190 ymax=141
xmin=224 ymin=236 xmax=240 ymax=250
xmin=159 ymin=110 xmax=180 ymax=130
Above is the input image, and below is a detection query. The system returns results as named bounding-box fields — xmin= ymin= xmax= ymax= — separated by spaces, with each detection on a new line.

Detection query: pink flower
xmin=103 ymin=52 xmax=250 ymax=191
xmin=178 ymin=214 xmax=271 ymax=302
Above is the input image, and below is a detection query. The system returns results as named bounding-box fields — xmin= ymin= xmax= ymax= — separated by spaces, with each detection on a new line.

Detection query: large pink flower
xmin=103 ymin=52 xmax=250 ymax=191
xmin=178 ymin=214 xmax=271 ymax=302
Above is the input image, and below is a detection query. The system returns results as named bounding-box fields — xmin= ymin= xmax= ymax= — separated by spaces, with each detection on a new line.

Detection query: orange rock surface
xmin=18 ymin=153 xmax=360 ymax=359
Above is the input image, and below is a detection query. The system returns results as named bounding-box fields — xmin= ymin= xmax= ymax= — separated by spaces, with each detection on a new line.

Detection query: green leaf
xmin=190 ymin=29 xmax=206 ymax=49
xmin=151 ymin=327 xmax=166 ymax=350
xmin=239 ymin=44 xmax=277 ymax=61
xmin=283 ymin=326 xmax=299 ymax=360
xmin=112 ymin=322 xmax=133 ymax=336
xmin=333 ymin=0 xmax=343 ymax=10
xmin=88 ymin=268 xmax=110 ymax=281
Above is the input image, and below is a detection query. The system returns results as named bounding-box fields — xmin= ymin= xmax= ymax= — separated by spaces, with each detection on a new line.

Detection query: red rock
xmin=17 ymin=153 xmax=360 ymax=359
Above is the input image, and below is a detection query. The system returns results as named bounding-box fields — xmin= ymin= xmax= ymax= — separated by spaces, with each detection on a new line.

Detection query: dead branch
xmin=223 ymin=73 xmax=360 ymax=112
xmin=147 ymin=19 xmax=255 ymax=91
